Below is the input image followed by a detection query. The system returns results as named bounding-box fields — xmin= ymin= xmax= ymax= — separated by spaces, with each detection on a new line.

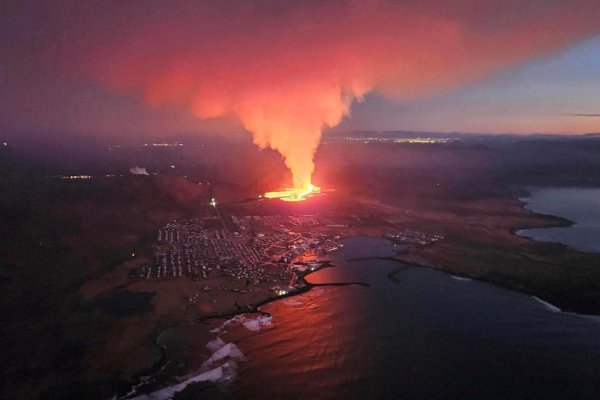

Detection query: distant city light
xmin=144 ymin=142 xmax=184 ymax=147
xmin=60 ymin=175 xmax=93 ymax=180
xmin=345 ymin=136 xmax=458 ymax=144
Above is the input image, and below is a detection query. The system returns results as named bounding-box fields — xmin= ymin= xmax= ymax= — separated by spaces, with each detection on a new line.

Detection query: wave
xmin=532 ymin=296 xmax=600 ymax=322
xmin=283 ymin=298 xmax=304 ymax=306
xmin=532 ymin=296 xmax=561 ymax=313
xmin=206 ymin=336 xmax=226 ymax=352
xmin=450 ymin=275 xmax=472 ymax=282
xmin=203 ymin=342 xmax=244 ymax=368
xmin=129 ymin=366 xmax=226 ymax=400
xmin=211 ymin=314 xmax=273 ymax=333
xmin=128 ymin=337 xmax=244 ymax=400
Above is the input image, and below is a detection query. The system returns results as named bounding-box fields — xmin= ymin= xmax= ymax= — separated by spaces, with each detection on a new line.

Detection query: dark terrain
xmin=2 ymin=132 xmax=600 ymax=398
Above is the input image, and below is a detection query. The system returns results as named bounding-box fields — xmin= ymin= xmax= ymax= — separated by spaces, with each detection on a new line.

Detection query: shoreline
xmin=350 ymin=252 xmax=600 ymax=322
xmin=511 ymin=188 xmax=600 ymax=254
xmin=386 ymin=252 xmax=600 ymax=318
xmin=509 ymin=189 xmax=576 ymax=235
xmin=531 ymin=296 xmax=600 ymax=322
xmin=513 ymin=199 xmax=600 ymax=255
xmin=120 ymin=222 xmax=600 ymax=399
xmin=195 ymin=256 xmax=373 ymax=323
xmin=129 ymin=233 xmax=600 ymax=400
xmin=117 ymin=190 xmax=600 ymax=398
xmin=390 ymin=190 xmax=600 ymax=316
xmin=118 ymin=259 xmax=370 ymax=399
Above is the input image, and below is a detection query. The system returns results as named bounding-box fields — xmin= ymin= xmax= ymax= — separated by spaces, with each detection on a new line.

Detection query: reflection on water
xmin=518 ymin=187 xmax=600 ymax=253
xmin=223 ymin=237 xmax=600 ymax=400
xmin=229 ymin=286 xmax=371 ymax=400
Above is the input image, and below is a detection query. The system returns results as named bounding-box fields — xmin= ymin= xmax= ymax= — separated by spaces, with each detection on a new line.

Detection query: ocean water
xmin=195 ymin=237 xmax=600 ymax=400
xmin=517 ymin=187 xmax=600 ymax=253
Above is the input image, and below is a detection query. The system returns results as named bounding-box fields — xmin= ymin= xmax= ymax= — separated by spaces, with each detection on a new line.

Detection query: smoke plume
xmin=54 ymin=0 xmax=600 ymax=189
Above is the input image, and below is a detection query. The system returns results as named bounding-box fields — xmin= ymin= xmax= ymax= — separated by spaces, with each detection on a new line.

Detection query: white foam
xmin=203 ymin=342 xmax=244 ymax=367
xmin=129 ymin=337 xmax=244 ymax=400
xmin=206 ymin=336 xmax=226 ymax=352
xmin=210 ymin=316 xmax=238 ymax=333
xmin=532 ymin=296 xmax=561 ymax=313
xmin=241 ymin=315 xmax=272 ymax=331
xmin=532 ymin=296 xmax=600 ymax=322
xmin=130 ymin=366 xmax=224 ymax=399
xmin=212 ymin=314 xmax=273 ymax=333
xmin=450 ymin=275 xmax=472 ymax=281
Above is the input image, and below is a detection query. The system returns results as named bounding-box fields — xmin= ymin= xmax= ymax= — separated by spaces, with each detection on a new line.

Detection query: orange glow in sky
xmin=60 ymin=1 xmax=600 ymax=188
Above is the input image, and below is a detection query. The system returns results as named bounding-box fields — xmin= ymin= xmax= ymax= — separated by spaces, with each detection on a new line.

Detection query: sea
xmin=517 ymin=187 xmax=600 ymax=253
xmin=140 ymin=235 xmax=600 ymax=400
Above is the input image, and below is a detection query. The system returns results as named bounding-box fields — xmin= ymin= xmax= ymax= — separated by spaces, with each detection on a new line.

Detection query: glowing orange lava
xmin=265 ymin=183 xmax=321 ymax=202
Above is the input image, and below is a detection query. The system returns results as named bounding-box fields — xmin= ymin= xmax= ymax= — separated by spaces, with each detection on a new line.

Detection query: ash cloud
xmin=39 ymin=0 xmax=600 ymax=188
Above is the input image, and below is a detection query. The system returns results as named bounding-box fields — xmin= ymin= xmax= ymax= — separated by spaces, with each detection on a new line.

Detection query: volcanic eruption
xmin=264 ymin=184 xmax=321 ymax=202
xmin=55 ymin=0 xmax=600 ymax=200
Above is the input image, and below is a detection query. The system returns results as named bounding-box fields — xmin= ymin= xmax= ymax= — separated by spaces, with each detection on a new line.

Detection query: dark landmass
xmin=390 ymin=196 xmax=600 ymax=315
xmin=2 ymin=133 xmax=600 ymax=399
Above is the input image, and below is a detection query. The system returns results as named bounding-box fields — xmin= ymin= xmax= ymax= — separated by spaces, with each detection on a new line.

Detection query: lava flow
xmin=265 ymin=183 xmax=321 ymax=202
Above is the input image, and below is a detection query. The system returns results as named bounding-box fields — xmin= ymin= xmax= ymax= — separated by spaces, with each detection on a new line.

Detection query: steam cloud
xmin=57 ymin=0 xmax=600 ymax=189
xmin=129 ymin=166 xmax=149 ymax=175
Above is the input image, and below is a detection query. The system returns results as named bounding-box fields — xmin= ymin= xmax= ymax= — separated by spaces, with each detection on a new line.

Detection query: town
xmin=132 ymin=214 xmax=346 ymax=299
xmin=385 ymin=230 xmax=444 ymax=245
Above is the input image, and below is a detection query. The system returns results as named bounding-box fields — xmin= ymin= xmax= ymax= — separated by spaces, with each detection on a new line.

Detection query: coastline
xmin=386 ymin=255 xmax=600 ymax=321
xmin=389 ymin=191 xmax=600 ymax=316
xmin=90 ymin=190 xmax=600 ymax=399
xmin=510 ymin=189 xmax=575 ymax=239
xmin=510 ymin=194 xmax=575 ymax=235
xmin=118 ymin=259 xmax=370 ymax=399
xmin=514 ymin=189 xmax=600 ymax=254
xmin=140 ymin=234 xmax=600 ymax=400
xmin=125 ymin=196 xmax=600 ymax=398
xmin=347 ymin=235 xmax=600 ymax=326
